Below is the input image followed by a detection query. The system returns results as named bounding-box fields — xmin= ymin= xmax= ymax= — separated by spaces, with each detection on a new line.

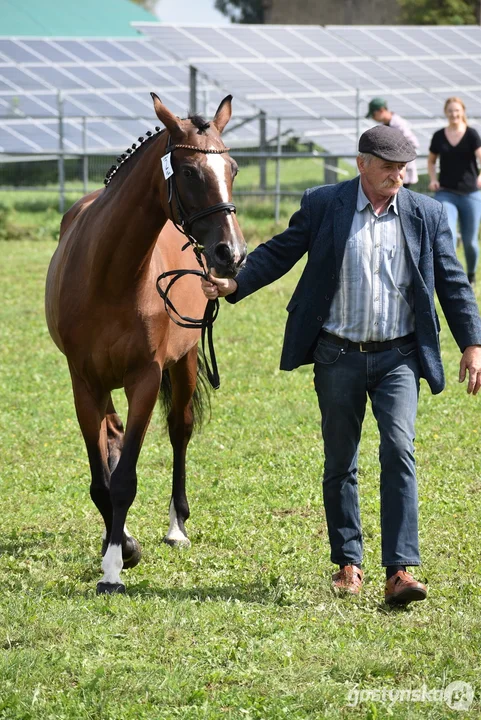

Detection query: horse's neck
xmin=92 ymin=149 xmax=168 ymax=289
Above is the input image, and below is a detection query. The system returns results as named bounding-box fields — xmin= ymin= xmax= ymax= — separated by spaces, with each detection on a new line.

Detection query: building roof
xmin=0 ymin=0 xmax=158 ymax=37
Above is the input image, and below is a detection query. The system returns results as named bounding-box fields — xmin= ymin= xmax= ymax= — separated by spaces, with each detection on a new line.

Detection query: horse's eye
xmin=183 ymin=168 xmax=193 ymax=178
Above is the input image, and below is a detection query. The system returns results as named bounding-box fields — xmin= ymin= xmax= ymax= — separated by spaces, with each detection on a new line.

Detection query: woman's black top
xmin=429 ymin=126 xmax=481 ymax=194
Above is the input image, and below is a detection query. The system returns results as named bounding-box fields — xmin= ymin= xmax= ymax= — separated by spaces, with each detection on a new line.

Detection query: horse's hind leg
xmin=104 ymin=396 xmax=142 ymax=570
xmin=163 ymin=347 xmax=198 ymax=548
xmin=106 ymin=396 xmax=124 ymax=473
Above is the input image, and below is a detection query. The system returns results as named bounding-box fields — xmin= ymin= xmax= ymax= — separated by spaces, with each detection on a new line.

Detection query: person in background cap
xmin=201 ymin=124 xmax=481 ymax=606
xmin=366 ymin=97 xmax=419 ymax=188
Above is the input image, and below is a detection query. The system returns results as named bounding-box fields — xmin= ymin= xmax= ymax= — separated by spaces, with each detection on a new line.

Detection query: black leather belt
xmin=320 ymin=330 xmax=416 ymax=353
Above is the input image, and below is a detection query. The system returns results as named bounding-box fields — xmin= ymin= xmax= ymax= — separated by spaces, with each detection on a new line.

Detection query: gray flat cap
xmin=359 ymin=125 xmax=417 ymax=162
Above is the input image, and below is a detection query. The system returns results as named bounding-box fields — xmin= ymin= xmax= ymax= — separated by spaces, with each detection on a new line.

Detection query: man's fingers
xmin=459 ymin=361 xmax=466 ymax=383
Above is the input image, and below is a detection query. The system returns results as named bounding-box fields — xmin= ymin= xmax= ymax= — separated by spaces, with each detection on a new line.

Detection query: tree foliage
xmin=399 ymin=0 xmax=479 ymax=25
xmin=214 ymin=0 xmax=264 ymax=23
xmin=130 ymin=0 xmax=157 ymax=13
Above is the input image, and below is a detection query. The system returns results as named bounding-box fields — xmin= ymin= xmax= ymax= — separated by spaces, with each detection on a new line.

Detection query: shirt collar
xmin=357 ymin=179 xmax=399 ymax=216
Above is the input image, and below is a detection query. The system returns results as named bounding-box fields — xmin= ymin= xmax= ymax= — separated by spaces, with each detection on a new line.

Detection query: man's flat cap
xmin=359 ymin=125 xmax=417 ymax=163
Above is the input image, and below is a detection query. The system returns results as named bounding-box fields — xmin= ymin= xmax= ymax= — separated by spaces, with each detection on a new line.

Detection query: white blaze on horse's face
xmin=205 ymin=153 xmax=230 ymax=203
xmin=204 ymin=153 xmax=242 ymax=265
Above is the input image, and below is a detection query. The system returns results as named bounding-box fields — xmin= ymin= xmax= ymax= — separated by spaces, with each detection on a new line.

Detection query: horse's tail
xmin=159 ymin=355 xmax=211 ymax=429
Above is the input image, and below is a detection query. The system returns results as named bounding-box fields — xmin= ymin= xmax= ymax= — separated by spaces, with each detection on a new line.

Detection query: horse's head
xmin=151 ymin=92 xmax=247 ymax=279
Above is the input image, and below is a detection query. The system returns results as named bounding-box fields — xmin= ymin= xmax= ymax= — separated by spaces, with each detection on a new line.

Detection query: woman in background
xmin=428 ymin=97 xmax=481 ymax=286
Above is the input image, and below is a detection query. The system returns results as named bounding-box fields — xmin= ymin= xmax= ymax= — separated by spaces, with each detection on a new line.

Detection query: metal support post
xmin=57 ymin=91 xmax=65 ymax=214
xmin=82 ymin=116 xmax=88 ymax=195
xmin=189 ymin=65 xmax=198 ymax=115
xmin=259 ymin=111 xmax=267 ymax=192
xmin=324 ymin=157 xmax=339 ymax=185
xmin=274 ymin=118 xmax=282 ymax=223
xmin=356 ymin=87 xmax=361 ymax=152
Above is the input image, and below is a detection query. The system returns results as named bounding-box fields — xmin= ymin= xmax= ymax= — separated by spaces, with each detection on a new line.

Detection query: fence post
xmin=189 ymin=65 xmax=197 ymax=115
xmin=324 ymin=157 xmax=339 ymax=185
xmin=82 ymin=116 xmax=88 ymax=196
xmin=356 ymin=87 xmax=361 ymax=152
xmin=57 ymin=91 xmax=65 ymax=213
xmin=259 ymin=111 xmax=267 ymax=192
xmin=274 ymin=117 xmax=282 ymax=223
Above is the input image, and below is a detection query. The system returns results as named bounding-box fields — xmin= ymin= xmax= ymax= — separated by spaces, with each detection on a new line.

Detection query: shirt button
xmin=331 ymin=274 xmax=335 ymax=280
xmin=325 ymin=295 xmax=330 ymax=300
xmin=317 ymin=316 xmax=323 ymax=322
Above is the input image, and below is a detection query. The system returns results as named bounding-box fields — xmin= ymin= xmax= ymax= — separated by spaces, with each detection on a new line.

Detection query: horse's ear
xmin=212 ymin=95 xmax=232 ymax=133
xmin=150 ymin=92 xmax=185 ymax=138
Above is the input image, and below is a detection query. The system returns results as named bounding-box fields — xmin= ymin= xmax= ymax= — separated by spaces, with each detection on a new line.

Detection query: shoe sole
xmin=385 ymin=586 xmax=427 ymax=605
xmin=332 ymin=584 xmax=361 ymax=597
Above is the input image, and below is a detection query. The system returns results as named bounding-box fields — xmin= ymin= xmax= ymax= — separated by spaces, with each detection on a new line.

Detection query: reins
xmin=155 ymin=137 xmax=237 ymax=390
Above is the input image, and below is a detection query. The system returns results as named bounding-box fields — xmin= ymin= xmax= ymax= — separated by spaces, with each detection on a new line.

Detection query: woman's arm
xmin=475 ymin=147 xmax=481 ymax=189
xmin=428 ymin=151 xmax=440 ymax=191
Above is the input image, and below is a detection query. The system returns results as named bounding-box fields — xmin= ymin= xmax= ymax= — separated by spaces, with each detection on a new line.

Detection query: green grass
xmin=0 ymin=197 xmax=481 ymax=719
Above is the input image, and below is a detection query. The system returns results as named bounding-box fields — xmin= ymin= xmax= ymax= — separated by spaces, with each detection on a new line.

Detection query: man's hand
xmin=459 ymin=346 xmax=481 ymax=394
xmin=201 ymin=271 xmax=238 ymax=300
xmin=428 ymin=180 xmax=440 ymax=192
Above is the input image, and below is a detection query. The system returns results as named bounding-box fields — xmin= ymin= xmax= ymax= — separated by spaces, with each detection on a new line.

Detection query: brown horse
xmin=45 ymin=93 xmax=246 ymax=594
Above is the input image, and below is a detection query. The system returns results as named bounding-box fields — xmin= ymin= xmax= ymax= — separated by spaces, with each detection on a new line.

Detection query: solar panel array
xmin=134 ymin=23 xmax=481 ymax=157
xmin=4 ymin=25 xmax=481 ymax=157
xmin=0 ymin=36 xmax=262 ymax=153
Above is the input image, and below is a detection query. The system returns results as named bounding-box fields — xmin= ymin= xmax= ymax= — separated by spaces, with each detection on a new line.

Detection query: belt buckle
xmin=359 ymin=342 xmax=369 ymax=353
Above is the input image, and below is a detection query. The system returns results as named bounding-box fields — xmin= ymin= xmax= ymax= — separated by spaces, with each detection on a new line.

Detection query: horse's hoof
xmin=101 ymin=536 xmax=142 ymax=569
xmin=163 ymin=536 xmax=191 ymax=549
xmin=122 ymin=536 xmax=142 ymax=569
xmin=96 ymin=582 xmax=125 ymax=595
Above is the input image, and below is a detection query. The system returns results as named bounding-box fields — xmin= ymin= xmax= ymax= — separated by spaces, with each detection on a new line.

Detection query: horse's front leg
xmin=163 ymin=348 xmax=198 ymax=548
xmin=97 ymin=364 xmax=161 ymax=595
xmin=70 ymin=372 xmax=112 ymax=539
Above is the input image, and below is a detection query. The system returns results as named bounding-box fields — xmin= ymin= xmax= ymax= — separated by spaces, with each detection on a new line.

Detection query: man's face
xmin=357 ymin=155 xmax=406 ymax=199
xmin=372 ymin=108 xmax=389 ymax=123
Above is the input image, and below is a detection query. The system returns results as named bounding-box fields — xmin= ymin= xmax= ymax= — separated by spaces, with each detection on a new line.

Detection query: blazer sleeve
xmin=433 ymin=205 xmax=481 ymax=350
xmin=226 ymin=189 xmax=313 ymax=304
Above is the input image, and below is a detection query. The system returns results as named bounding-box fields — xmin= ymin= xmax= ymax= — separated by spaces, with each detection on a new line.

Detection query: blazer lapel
xmin=332 ymin=177 xmax=359 ymax=271
xmin=397 ymin=188 xmax=423 ymax=268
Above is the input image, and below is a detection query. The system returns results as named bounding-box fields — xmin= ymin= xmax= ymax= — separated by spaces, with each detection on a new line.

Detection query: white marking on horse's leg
xmin=123 ymin=525 xmax=132 ymax=539
xmin=100 ymin=544 xmax=123 ymax=585
xmin=165 ymin=498 xmax=189 ymax=544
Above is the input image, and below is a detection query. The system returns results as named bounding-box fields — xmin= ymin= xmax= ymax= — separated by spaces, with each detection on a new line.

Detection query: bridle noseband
xmin=156 ymin=137 xmax=237 ymax=390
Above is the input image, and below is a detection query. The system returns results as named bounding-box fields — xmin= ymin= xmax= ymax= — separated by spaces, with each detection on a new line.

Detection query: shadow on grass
xmin=124 ymin=580 xmax=276 ymax=604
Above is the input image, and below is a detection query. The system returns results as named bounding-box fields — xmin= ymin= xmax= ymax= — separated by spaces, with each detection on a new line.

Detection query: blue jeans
xmin=313 ymin=337 xmax=421 ymax=567
xmin=435 ymin=189 xmax=481 ymax=275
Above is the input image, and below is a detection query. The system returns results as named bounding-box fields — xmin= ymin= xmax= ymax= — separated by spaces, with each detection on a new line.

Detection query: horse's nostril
xmin=213 ymin=243 xmax=233 ymax=264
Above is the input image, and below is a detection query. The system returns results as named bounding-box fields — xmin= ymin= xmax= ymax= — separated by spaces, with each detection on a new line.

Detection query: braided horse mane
xmin=103 ymin=114 xmax=211 ymax=188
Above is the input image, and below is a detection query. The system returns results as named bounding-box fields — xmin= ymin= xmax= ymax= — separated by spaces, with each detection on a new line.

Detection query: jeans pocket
xmin=314 ymin=340 xmax=343 ymax=364
xmin=396 ymin=341 xmax=418 ymax=357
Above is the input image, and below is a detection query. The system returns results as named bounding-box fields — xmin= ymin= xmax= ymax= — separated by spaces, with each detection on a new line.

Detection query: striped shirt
xmin=323 ymin=181 xmax=415 ymax=342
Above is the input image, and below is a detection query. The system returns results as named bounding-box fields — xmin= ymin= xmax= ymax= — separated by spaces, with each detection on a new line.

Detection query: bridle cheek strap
xmin=156 ymin=137 xmax=236 ymax=390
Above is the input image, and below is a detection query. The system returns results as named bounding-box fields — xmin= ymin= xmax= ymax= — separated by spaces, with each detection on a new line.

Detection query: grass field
xmin=0 ymin=194 xmax=481 ymax=719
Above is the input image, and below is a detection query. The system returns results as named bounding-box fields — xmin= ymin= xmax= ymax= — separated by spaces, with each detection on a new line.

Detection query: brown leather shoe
xmin=332 ymin=565 xmax=363 ymax=596
xmin=385 ymin=570 xmax=427 ymax=605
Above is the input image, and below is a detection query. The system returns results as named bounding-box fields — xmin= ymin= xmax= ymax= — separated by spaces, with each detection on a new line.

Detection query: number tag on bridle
xmin=161 ymin=153 xmax=174 ymax=179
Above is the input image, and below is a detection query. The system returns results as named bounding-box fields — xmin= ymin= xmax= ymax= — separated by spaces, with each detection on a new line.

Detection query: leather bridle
xmin=155 ymin=137 xmax=238 ymax=390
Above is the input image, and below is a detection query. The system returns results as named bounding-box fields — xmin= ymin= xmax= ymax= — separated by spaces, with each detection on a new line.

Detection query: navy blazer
xmin=227 ymin=177 xmax=481 ymax=394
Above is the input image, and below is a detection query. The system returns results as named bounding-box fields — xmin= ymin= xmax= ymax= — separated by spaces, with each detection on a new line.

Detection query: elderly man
xmin=201 ymin=126 xmax=481 ymax=605
xmin=366 ymin=97 xmax=419 ymax=188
